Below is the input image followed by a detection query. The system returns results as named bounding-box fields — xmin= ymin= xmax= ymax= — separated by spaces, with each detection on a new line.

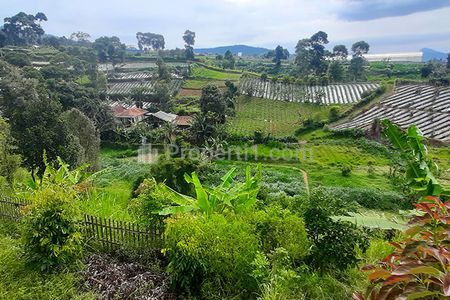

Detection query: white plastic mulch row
xmin=239 ymin=77 xmax=379 ymax=105
xmin=332 ymin=84 xmax=450 ymax=142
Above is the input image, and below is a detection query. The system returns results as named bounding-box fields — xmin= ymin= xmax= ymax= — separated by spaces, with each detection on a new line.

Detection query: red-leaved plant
xmin=354 ymin=196 xmax=450 ymax=299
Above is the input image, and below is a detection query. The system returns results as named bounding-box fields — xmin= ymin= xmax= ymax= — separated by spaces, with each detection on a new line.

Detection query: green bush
xmin=150 ymin=156 xmax=204 ymax=195
xmin=248 ymin=206 xmax=310 ymax=261
xmin=304 ymin=207 xmax=369 ymax=272
xmin=340 ymin=165 xmax=352 ymax=177
xmin=309 ymin=187 xmax=360 ymax=215
xmin=130 ymin=178 xmax=172 ymax=225
xmin=22 ymin=186 xmax=83 ymax=271
xmin=164 ymin=213 xmax=259 ymax=298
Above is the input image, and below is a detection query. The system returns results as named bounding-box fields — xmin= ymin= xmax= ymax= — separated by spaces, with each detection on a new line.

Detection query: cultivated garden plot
xmin=239 ymin=77 xmax=379 ymax=105
xmin=99 ymin=61 xmax=189 ymax=72
xmin=333 ymin=84 xmax=450 ymax=142
xmin=229 ymin=97 xmax=339 ymax=137
xmin=108 ymin=71 xmax=154 ymax=82
xmin=107 ymin=78 xmax=183 ymax=96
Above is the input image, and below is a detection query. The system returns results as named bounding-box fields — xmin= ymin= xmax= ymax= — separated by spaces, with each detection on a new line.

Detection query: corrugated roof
xmin=174 ymin=115 xmax=193 ymax=126
xmin=112 ymin=106 xmax=147 ymax=118
xmin=148 ymin=111 xmax=178 ymax=122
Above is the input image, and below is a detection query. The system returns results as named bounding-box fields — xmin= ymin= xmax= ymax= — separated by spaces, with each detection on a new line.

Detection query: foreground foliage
xmin=22 ymin=158 xmax=84 ymax=271
xmin=354 ymin=121 xmax=450 ymax=299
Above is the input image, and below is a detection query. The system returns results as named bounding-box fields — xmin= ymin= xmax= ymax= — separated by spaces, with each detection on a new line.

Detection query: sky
xmin=1 ymin=0 xmax=450 ymax=53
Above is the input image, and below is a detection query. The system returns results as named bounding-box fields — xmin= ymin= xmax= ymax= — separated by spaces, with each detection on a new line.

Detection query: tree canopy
xmin=136 ymin=32 xmax=165 ymax=51
xmin=92 ymin=36 xmax=126 ymax=64
xmin=183 ymin=30 xmax=196 ymax=46
xmin=332 ymin=45 xmax=348 ymax=60
xmin=2 ymin=12 xmax=47 ymax=46
xmin=295 ymin=31 xmax=330 ymax=76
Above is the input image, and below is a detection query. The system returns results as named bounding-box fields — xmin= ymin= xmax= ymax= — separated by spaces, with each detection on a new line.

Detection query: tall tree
xmin=183 ymin=30 xmax=196 ymax=47
xmin=153 ymin=82 xmax=173 ymax=112
xmin=328 ymin=61 xmax=345 ymax=82
xmin=349 ymin=41 xmax=370 ymax=81
xmin=69 ymin=31 xmax=91 ymax=42
xmin=0 ymin=61 xmax=79 ymax=178
xmin=223 ymin=50 xmax=235 ymax=69
xmin=200 ymin=85 xmax=226 ymax=123
xmin=62 ymin=108 xmax=100 ymax=170
xmin=447 ymin=53 xmax=450 ymax=69
xmin=136 ymin=32 xmax=165 ymax=51
xmin=2 ymin=12 xmax=47 ymax=45
xmin=332 ymin=45 xmax=348 ymax=60
xmin=0 ymin=117 xmax=21 ymax=186
xmin=351 ymin=41 xmax=370 ymax=57
xmin=295 ymin=31 xmax=330 ymax=76
xmin=183 ymin=30 xmax=196 ymax=61
xmin=92 ymin=36 xmax=125 ymax=64
xmin=156 ymin=58 xmax=171 ymax=80
xmin=273 ymin=45 xmax=289 ymax=67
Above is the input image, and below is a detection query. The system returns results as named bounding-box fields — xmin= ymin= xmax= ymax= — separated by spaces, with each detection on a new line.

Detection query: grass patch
xmin=183 ymin=79 xmax=228 ymax=89
xmin=81 ymin=180 xmax=134 ymax=221
xmin=229 ymin=96 xmax=342 ymax=137
xmin=191 ymin=65 xmax=242 ymax=80
xmin=81 ymin=151 xmax=150 ymax=221
xmin=213 ymin=159 xmax=394 ymax=191
xmin=0 ymin=234 xmax=95 ymax=299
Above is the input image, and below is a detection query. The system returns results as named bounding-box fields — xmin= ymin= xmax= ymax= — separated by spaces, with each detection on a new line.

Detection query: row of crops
xmin=333 ymin=84 xmax=450 ymax=142
xmin=99 ymin=62 xmax=189 ymax=72
xmin=107 ymin=100 xmax=155 ymax=110
xmin=108 ymin=72 xmax=154 ymax=82
xmin=239 ymin=77 xmax=379 ymax=105
xmin=107 ymin=77 xmax=183 ymax=96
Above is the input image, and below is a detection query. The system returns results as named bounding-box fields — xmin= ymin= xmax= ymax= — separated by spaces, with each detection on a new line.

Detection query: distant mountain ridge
xmin=195 ymin=45 xmax=270 ymax=56
xmin=421 ymin=48 xmax=448 ymax=62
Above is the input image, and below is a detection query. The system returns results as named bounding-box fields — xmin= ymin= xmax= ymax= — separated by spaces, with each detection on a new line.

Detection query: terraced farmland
xmin=107 ymin=100 xmax=155 ymax=110
xmin=239 ymin=77 xmax=379 ymax=105
xmin=105 ymin=70 xmax=185 ymax=97
xmin=107 ymin=79 xmax=183 ymax=96
xmin=108 ymin=72 xmax=154 ymax=81
xmin=333 ymin=84 xmax=450 ymax=142
xmin=99 ymin=61 xmax=189 ymax=72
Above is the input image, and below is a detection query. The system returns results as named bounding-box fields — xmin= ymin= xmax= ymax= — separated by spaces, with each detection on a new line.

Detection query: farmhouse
xmin=112 ymin=105 xmax=147 ymax=127
xmin=146 ymin=111 xmax=193 ymax=128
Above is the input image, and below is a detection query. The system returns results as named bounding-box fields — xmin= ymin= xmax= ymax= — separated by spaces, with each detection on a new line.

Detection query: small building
xmin=112 ymin=106 xmax=147 ymax=127
xmin=174 ymin=115 xmax=193 ymax=129
xmin=146 ymin=111 xmax=193 ymax=128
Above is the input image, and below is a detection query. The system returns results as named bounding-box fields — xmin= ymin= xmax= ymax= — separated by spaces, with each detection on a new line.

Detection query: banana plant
xmin=383 ymin=119 xmax=443 ymax=197
xmin=157 ymin=165 xmax=261 ymax=217
xmin=28 ymin=153 xmax=87 ymax=191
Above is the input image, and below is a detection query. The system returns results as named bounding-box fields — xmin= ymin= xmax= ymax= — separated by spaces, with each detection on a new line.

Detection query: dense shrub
xmin=150 ymin=156 xmax=204 ymax=195
xmin=248 ymin=206 xmax=310 ymax=261
xmin=308 ymin=187 xmax=360 ymax=215
xmin=304 ymin=207 xmax=369 ymax=272
xmin=164 ymin=213 xmax=259 ymax=298
xmin=340 ymin=165 xmax=352 ymax=177
xmin=130 ymin=178 xmax=172 ymax=225
xmin=22 ymin=186 xmax=83 ymax=271
xmin=317 ymin=186 xmax=410 ymax=211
